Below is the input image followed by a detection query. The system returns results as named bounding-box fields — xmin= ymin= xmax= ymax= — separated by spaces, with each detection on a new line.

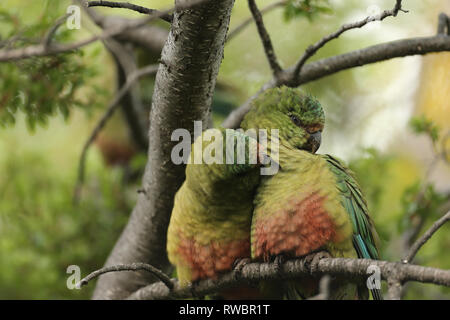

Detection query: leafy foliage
xmin=409 ymin=115 xmax=440 ymax=143
xmin=0 ymin=4 xmax=105 ymax=130
xmin=284 ymin=0 xmax=333 ymax=22
xmin=0 ymin=0 xmax=448 ymax=300
xmin=0 ymin=149 xmax=132 ymax=299
xmin=398 ymin=182 xmax=447 ymax=234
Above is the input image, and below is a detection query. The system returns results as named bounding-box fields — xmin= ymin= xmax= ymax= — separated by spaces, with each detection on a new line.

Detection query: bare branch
xmin=437 ymin=13 xmax=450 ymax=35
xmin=401 ymin=130 xmax=448 ymax=265
xmin=0 ymin=18 xmax=149 ymax=62
xmin=248 ymin=0 xmax=283 ymax=77
xmin=73 ymin=64 xmax=159 ymax=203
xmin=222 ymin=35 xmax=450 ymax=129
xmin=393 ymin=0 xmax=408 ymax=15
xmin=403 ymin=211 xmax=450 ymax=264
xmin=87 ymin=1 xmax=173 ymax=23
xmin=74 ymin=0 xmax=105 ymax=25
xmin=43 ymin=13 xmax=72 ymax=48
xmin=112 ymin=45 xmax=149 ymax=152
xmin=124 ymin=256 xmax=450 ymax=300
xmin=292 ymin=0 xmax=408 ymax=82
xmin=73 ymin=0 xmax=168 ymax=54
xmin=0 ymin=0 xmax=206 ymax=62
xmin=78 ymin=262 xmax=174 ymax=290
xmin=227 ymin=0 xmax=287 ymax=42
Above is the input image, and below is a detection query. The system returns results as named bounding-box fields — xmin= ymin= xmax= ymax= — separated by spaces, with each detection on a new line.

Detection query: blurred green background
xmin=0 ymin=0 xmax=449 ymax=299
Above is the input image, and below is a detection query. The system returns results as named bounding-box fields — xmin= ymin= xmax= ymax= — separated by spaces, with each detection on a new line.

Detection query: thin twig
xmin=248 ymin=0 xmax=282 ymax=77
xmin=74 ymin=0 xmax=105 ymax=25
xmin=0 ymin=0 xmax=207 ymax=62
xmin=402 ymin=129 xmax=448 ymax=259
xmin=403 ymin=211 xmax=450 ymax=264
xmin=437 ymin=13 xmax=450 ymax=35
xmin=78 ymin=262 xmax=174 ymax=290
xmin=43 ymin=13 xmax=72 ymax=48
xmin=226 ymin=0 xmax=287 ymax=42
xmin=73 ymin=64 xmax=159 ymax=203
xmin=222 ymin=35 xmax=450 ymax=129
xmin=87 ymin=1 xmax=173 ymax=23
xmin=109 ymin=41 xmax=149 ymax=151
xmin=292 ymin=0 xmax=408 ymax=82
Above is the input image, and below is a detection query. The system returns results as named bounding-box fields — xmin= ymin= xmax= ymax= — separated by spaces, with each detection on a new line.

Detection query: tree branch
xmin=73 ymin=0 xmax=168 ymax=56
xmin=248 ymin=0 xmax=282 ymax=77
xmin=91 ymin=0 xmax=236 ymax=300
xmin=402 ymin=211 xmax=450 ymax=264
xmin=43 ymin=13 xmax=72 ymax=48
xmin=0 ymin=0 xmax=206 ymax=62
xmin=113 ymin=48 xmax=149 ymax=152
xmin=122 ymin=256 xmax=450 ymax=300
xmin=87 ymin=1 xmax=173 ymax=23
xmin=292 ymin=0 xmax=408 ymax=82
xmin=78 ymin=262 xmax=174 ymax=290
xmin=73 ymin=64 xmax=159 ymax=203
xmin=227 ymin=0 xmax=287 ymax=42
xmin=222 ymin=34 xmax=450 ymax=129
xmin=437 ymin=12 xmax=450 ymax=35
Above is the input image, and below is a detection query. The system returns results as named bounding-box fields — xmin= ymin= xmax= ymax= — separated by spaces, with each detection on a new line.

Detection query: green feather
xmin=324 ymin=154 xmax=382 ymax=300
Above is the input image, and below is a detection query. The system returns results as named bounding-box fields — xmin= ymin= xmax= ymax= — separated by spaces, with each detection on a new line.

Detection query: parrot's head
xmin=241 ymin=86 xmax=325 ymax=153
xmin=186 ymin=128 xmax=261 ymax=191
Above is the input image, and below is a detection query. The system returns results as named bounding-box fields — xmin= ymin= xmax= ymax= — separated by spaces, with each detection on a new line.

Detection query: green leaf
xmin=283 ymin=0 xmax=333 ymax=22
xmin=409 ymin=115 xmax=440 ymax=142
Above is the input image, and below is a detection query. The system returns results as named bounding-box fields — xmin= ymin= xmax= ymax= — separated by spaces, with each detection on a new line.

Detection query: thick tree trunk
xmin=92 ymin=0 xmax=235 ymax=299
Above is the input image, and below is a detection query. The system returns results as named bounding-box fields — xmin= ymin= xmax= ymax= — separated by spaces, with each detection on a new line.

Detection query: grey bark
xmin=114 ymin=51 xmax=149 ymax=151
xmin=92 ymin=0 xmax=235 ymax=299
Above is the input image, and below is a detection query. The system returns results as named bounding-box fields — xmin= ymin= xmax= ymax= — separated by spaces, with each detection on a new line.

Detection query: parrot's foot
xmin=232 ymin=258 xmax=251 ymax=280
xmin=304 ymin=251 xmax=332 ymax=274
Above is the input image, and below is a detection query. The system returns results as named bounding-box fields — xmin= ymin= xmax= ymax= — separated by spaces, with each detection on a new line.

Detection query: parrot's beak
xmin=307 ymin=131 xmax=321 ymax=154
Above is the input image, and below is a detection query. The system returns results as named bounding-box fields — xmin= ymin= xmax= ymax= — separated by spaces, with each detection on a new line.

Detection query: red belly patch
xmin=177 ymin=235 xmax=251 ymax=282
xmin=253 ymin=191 xmax=336 ymax=261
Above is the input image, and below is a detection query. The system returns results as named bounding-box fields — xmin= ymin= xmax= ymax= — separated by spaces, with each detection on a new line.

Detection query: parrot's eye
xmin=289 ymin=114 xmax=303 ymax=127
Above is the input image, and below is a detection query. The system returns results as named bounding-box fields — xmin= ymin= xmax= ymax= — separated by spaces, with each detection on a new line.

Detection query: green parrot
xmin=166 ymin=127 xmax=263 ymax=298
xmin=241 ymin=86 xmax=382 ymax=300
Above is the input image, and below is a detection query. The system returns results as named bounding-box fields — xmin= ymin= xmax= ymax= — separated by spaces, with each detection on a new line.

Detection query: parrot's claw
xmin=304 ymin=251 xmax=331 ymax=274
xmin=232 ymin=258 xmax=251 ymax=279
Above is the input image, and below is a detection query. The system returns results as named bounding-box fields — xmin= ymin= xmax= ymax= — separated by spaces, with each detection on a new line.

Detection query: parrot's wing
xmin=323 ymin=154 xmax=383 ymax=300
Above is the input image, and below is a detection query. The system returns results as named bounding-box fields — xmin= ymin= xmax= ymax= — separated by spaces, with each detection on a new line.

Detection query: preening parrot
xmin=241 ymin=86 xmax=382 ymax=300
xmin=166 ymin=128 xmax=263 ymax=298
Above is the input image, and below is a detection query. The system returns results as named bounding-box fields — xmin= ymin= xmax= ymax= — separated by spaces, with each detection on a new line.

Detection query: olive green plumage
xmin=166 ymin=128 xmax=261 ymax=288
xmin=242 ymin=86 xmax=325 ymax=152
xmin=242 ymin=86 xmax=382 ymax=300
